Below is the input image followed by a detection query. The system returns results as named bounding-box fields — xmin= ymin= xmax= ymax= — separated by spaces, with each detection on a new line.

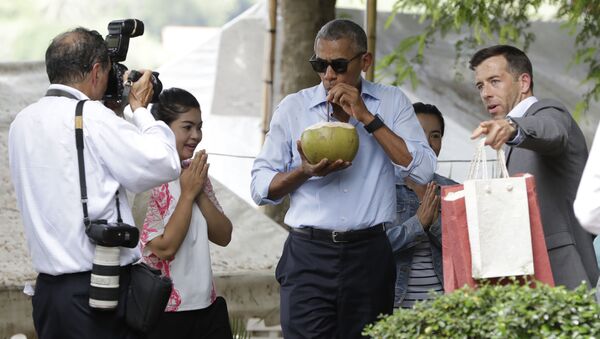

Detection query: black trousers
xmin=276 ymin=231 xmax=396 ymax=339
xmin=32 ymin=266 xmax=139 ymax=339
xmin=145 ymin=296 xmax=233 ymax=339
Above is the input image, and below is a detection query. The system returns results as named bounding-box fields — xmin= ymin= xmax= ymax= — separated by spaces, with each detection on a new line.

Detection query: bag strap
xmin=468 ymin=139 xmax=509 ymax=180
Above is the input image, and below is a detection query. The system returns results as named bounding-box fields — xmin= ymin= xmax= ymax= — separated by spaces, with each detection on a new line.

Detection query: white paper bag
xmin=463 ymin=140 xmax=533 ymax=279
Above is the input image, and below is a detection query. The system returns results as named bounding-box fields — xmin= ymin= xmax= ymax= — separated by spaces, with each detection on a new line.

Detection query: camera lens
xmin=89 ymin=245 xmax=121 ymax=310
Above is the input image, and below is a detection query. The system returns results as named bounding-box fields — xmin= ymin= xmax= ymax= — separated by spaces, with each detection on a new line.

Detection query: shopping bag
xmin=463 ymin=141 xmax=532 ymax=278
xmin=441 ymin=140 xmax=554 ymax=292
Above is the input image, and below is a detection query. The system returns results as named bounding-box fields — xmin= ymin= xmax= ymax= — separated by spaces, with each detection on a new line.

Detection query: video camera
xmin=103 ymin=19 xmax=162 ymax=105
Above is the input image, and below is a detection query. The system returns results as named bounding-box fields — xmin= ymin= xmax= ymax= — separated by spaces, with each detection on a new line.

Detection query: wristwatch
xmin=364 ymin=114 xmax=385 ymax=133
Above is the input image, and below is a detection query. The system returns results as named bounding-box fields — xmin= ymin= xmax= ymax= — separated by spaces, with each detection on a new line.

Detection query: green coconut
xmin=300 ymin=122 xmax=359 ymax=164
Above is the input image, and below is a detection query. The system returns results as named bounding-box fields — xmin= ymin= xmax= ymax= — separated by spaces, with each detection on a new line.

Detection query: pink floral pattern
xmin=141 ymin=183 xmax=182 ymax=311
xmin=140 ymin=178 xmax=221 ymax=312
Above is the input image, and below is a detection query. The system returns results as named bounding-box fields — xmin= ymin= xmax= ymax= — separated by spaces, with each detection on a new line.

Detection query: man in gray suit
xmin=469 ymin=44 xmax=598 ymax=289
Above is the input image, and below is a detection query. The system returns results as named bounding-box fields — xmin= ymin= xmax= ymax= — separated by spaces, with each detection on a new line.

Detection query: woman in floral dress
xmin=141 ymin=87 xmax=233 ymax=338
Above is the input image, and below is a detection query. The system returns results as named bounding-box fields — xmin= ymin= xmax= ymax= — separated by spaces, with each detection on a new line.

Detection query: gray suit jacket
xmin=507 ymin=98 xmax=599 ymax=289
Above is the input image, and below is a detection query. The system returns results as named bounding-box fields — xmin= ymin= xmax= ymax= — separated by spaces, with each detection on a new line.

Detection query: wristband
xmin=364 ymin=114 xmax=385 ymax=134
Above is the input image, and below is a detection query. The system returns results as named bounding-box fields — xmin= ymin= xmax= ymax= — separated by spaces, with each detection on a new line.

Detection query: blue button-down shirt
xmin=250 ymin=79 xmax=436 ymax=231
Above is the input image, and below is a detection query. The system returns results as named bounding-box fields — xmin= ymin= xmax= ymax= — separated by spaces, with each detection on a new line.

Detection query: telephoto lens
xmin=89 ymin=245 xmax=121 ymax=310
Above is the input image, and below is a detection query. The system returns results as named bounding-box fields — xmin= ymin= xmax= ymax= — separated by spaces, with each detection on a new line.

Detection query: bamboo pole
xmin=261 ymin=0 xmax=278 ymax=144
xmin=366 ymin=0 xmax=377 ymax=81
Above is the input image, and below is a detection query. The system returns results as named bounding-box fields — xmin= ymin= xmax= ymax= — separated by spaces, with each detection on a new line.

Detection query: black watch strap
xmin=364 ymin=114 xmax=385 ymax=133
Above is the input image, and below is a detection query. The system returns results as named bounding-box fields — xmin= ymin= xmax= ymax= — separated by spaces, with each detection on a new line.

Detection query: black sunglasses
xmin=309 ymin=52 xmax=366 ymax=74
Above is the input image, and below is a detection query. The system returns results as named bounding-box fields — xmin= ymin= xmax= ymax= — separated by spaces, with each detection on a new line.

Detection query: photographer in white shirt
xmin=8 ymin=27 xmax=180 ymax=338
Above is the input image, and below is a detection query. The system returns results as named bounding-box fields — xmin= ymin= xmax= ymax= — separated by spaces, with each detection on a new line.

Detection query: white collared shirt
xmin=508 ymin=96 xmax=538 ymax=119
xmin=9 ymin=84 xmax=180 ymax=275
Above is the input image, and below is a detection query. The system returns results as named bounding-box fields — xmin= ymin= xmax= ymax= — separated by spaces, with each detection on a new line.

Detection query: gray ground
xmin=0 ymin=62 xmax=48 ymax=286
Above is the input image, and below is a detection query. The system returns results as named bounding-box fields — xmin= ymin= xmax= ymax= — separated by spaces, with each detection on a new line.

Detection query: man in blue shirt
xmin=251 ymin=19 xmax=436 ymax=338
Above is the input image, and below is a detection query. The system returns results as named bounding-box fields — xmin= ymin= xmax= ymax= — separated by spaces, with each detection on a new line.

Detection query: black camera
xmin=86 ymin=219 xmax=139 ymax=248
xmin=103 ymin=19 xmax=162 ymax=105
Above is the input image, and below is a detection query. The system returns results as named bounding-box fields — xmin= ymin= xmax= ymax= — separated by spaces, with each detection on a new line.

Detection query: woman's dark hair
xmin=45 ymin=27 xmax=109 ymax=85
xmin=413 ymin=102 xmax=445 ymax=136
xmin=151 ymin=88 xmax=201 ymax=126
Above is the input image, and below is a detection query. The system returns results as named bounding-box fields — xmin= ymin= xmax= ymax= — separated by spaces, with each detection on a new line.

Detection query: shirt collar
xmin=47 ymin=84 xmax=91 ymax=100
xmin=508 ymin=96 xmax=538 ymax=119
xmin=308 ymin=78 xmax=379 ymax=110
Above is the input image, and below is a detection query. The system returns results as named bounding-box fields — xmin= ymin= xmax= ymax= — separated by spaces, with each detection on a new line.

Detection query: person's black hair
xmin=314 ymin=19 xmax=368 ymax=54
xmin=45 ymin=27 xmax=109 ymax=85
xmin=151 ymin=87 xmax=201 ymax=126
xmin=413 ymin=102 xmax=445 ymax=136
xmin=469 ymin=44 xmax=534 ymax=90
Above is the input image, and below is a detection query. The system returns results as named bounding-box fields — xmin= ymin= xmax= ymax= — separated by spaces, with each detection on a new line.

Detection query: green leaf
xmin=363 ymin=282 xmax=600 ymax=338
xmin=382 ymin=0 xmax=600 ymax=115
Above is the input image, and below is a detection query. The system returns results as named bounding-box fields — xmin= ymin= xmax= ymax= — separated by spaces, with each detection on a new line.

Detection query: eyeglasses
xmin=309 ymin=52 xmax=366 ymax=74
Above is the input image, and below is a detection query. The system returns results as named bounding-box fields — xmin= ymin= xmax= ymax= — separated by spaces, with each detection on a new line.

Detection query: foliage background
xmin=0 ymin=0 xmax=258 ymax=69
xmin=384 ymin=0 xmax=600 ymax=116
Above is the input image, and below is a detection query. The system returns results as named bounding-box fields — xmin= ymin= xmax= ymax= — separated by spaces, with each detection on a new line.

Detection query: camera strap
xmin=73 ymin=101 xmax=125 ymax=226
xmin=45 ymin=89 xmax=123 ymax=227
xmin=46 ymin=89 xmax=78 ymax=100
xmin=74 ymin=100 xmax=92 ymax=227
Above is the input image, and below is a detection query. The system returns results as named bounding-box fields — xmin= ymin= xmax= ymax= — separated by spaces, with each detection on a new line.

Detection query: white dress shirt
xmin=251 ymin=79 xmax=436 ymax=230
xmin=9 ymin=84 xmax=180 ymax=275
xmin=574 ymin=122 xmax=600 ymax=234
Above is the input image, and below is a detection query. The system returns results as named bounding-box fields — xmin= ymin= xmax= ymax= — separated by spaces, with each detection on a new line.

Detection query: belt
xmin=289 ymin=223 xmax=387 ymax=243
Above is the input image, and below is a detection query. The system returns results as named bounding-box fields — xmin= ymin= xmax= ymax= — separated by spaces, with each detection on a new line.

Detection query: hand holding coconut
xmin=297 ymin=139 xmax=352 ymax=177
